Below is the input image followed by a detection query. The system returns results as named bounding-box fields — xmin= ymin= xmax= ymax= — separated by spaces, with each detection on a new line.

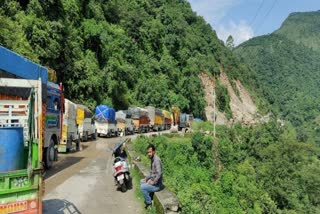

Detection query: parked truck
xmin=95 ymin=105 xmax=117 ymax=137
xmin=116 ymin=110 xmax=134 ymax=136
xmin=77 ymin=104 xmax=96 ymax=141
xmin=59 ymin=99 xmax=80 ymax=152
xmin=129 ymin=107 xmax=150 ymax=133
xmin=171 ymin=106 xmax=180 ymax=127
xmin=0 ymin=45 xmax=63 ymax=169
xmin=162 ymin=110 xmax=172 ymax=130
xmin=146 ymin=106 xmax=164 ymax=131
xmin=179 ymin=113 xmax=187 ymax=131
xmin=186 ymin=114 xmax=194 ymax=127
xmin=0 ymin=47 xmax=46 ymax=213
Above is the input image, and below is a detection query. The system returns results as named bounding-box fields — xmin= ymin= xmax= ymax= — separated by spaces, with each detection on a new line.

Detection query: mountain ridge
xmin=235 ymin=10 xmax=320 ymax=141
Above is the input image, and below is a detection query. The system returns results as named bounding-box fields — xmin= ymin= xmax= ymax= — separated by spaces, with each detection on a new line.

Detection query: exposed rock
xmin=199 ymin=73 xmax=228 ymax=125
xmin=200 ymin=65 xmax=264 ymax=125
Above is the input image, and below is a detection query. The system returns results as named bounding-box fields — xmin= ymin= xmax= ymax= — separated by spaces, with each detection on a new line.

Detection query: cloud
xmin=188 ymin=0 xmax=238 ymax=23
xmin=188 ymin=0 xmax=254 ymax=45
xmin=217 ymin=20 xmax=254 ymax=45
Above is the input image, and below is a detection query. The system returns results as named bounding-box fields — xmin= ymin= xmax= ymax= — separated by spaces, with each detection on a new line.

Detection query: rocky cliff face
xmin=200 ymin=68 xmax=261 ymax=125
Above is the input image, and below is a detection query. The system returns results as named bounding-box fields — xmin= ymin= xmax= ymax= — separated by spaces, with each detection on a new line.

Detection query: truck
xmin=179 ymin=113 xmax=187 ymax=131
xmin=76 ymin=104 xmax=96 ymax=141
xmin=116 ymin=110 xmax=134 ymax=136
xmin=0 ymin=45 xmax=63 ymax=169
xmin=95 ymin=105 xmax=117 ymax=137
xmin=146 ymin=106 xmax=164 ymax=131
xmin=171 ymin=106 xmax=180 ymax=127
xmin=162 ymin=110 xmax=172 ymax=130
xmin=186 ymin=114 xmax=194 ymax=127
xmin=58 ymin=99 xmax=80 ymax=152
xmin=0 ymin=66 xmax=44 ymax=212
xmin=129 ymin=107 xmax=150 ymax=133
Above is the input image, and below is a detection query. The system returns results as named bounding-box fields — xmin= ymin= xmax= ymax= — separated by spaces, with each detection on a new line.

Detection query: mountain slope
xmin=235 ymin=11 xmax=320 ymax=141
xmin=274 ymin=10 xmax=320 ymax=52
xmin=0 ymin=0 xmax=257 ymax=119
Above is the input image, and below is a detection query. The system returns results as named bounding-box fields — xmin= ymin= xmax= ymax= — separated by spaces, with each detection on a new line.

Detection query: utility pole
xmin=213 ymin=74 xmax=216 ymax=138
xmin=212 ymin=73 xmax=220 ymax=180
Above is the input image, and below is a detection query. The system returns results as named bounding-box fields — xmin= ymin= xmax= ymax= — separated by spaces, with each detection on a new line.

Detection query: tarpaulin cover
xmin=162 ymin=110 xmax=172 ymax=119
xmin=0 ymin=46 xmax=48 ymax=84
xmin=146 ymin=106 xmax=163 ymax=125
xmin=77 ymin=104 xmax=93 ymax=118
xmin=64 ymin=99 xmax=77 ymax=119
xmin=123 ymin=110 xmax=132 ymax=118
xmin=116 ymin=110 xmax=126 ymax=122
xmin=95 ymin=105 xmax=115 ymax=122
xmin=128 ymin=107 xmax=148 ymax=119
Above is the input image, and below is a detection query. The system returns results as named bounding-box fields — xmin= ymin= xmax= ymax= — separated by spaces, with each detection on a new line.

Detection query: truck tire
xmin=83 ymin=131 xmax=88 ymax=141
xmin=44 ymin=139 xmax=55 ymax=169
xmin=76 ymin=139 xmax=80 ymax=151
xmin=92 ymin=130 xmax=97 ymax=140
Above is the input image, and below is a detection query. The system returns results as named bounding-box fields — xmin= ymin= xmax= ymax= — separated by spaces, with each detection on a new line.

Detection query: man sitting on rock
xmin=140 ymin=144 xmax=163 ymax=209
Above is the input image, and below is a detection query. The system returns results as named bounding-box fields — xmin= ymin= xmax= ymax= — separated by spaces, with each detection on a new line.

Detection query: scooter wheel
xmin=121 ymin=183 xmax=127 ymax=192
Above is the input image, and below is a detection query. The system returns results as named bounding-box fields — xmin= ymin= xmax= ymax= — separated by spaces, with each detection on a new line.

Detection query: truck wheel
xmin=44 ymin=139 xmax=55 ymax=169
xmin=92 ymin=130 xmax=97 ymax=140
xmin=76 ymin=139 xmax=80 ymax=151
xmin=83 ymin=131 xmax=88 ymax=141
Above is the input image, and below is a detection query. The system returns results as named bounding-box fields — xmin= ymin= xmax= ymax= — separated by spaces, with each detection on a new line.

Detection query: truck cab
xmin=0 ymin=45 xmax=63 ymax=169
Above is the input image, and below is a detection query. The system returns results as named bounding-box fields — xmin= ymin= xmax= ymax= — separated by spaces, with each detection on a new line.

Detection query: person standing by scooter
xmin=140 ymin=144 xmax=163 ymax=209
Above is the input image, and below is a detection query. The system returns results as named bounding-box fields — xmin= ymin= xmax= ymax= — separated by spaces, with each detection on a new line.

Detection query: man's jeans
xmin=140 ymin=179 xmax=160 ymax=205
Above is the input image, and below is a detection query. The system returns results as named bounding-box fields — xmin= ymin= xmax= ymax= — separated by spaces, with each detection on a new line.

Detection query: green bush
xmin=191 ymin=121 xmax=214 ymax=132
xmin=132 ymin=122 xmax=320 ymax=213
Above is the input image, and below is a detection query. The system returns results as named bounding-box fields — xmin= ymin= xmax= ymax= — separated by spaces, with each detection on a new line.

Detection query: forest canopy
xmin=0 ymin=0 xmax=251 ymax=117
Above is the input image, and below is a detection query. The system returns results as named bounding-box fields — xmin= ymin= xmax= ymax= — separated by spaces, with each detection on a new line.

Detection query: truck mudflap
xmin=0 ymin=168 xmax=43 ymax=214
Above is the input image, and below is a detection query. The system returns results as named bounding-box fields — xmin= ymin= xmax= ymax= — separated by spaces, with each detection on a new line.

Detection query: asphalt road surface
xmin=43 ymin=134 xmax=149 ymax=214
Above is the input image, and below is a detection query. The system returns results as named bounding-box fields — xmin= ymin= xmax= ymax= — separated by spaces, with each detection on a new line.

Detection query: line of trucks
xmin=95 ymin=105 xmax=194 ymax=137
xmin=0 ymin=46 xmax=194 ymax=213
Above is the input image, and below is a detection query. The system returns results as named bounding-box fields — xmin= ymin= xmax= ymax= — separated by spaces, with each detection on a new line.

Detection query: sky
xmin=188 ymin=0 xmax=320 ymax=45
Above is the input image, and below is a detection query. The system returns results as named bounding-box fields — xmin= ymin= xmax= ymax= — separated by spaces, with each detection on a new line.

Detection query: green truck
xmin=0 ymin=78 xmax=43 ymax=214
xmin=0 ymin=45 xmax=64 ymax=213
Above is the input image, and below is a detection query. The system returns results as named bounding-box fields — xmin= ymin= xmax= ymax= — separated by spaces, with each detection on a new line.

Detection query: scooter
xmin=112 ymin=140 xmax=131 ymax=192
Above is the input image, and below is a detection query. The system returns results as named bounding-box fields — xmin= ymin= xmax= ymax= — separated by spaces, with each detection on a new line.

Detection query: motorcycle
xmin=112 ymin=139 xmax=131 ymax=192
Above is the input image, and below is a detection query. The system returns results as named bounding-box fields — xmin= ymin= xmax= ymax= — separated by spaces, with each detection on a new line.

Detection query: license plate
xmin=117 ymin=174 xmax=124 ymax=181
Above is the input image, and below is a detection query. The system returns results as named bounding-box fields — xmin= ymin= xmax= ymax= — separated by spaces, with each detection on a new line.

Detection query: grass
xmin=130 ymin=166 xmax=157 ymax=214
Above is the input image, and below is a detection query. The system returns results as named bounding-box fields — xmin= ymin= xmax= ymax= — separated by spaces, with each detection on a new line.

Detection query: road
xmin=43 ymin=135 xmax=146 ymax=214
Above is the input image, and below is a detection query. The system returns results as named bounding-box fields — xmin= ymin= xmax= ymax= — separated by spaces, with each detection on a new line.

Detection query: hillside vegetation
xmin=0 ymin=0 xmax=254 ymax=117
xmin=235 ymin=11 xmax=320 ymax=143
xmin=274 ymin=10 xmax=320 ymax=52
xmin=2 ymin=1 xmax=320 ymax=213
xmin=133 ymin=122 xmax=320 ymax=213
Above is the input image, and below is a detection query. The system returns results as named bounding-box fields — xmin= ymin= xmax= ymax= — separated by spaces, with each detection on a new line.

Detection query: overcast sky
xmin=188 ymin=0 xmax=320 ymax=45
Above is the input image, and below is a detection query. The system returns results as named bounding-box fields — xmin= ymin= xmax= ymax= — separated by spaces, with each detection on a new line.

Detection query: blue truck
xmin=0 ymin=45 xmax=64 ymax=169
